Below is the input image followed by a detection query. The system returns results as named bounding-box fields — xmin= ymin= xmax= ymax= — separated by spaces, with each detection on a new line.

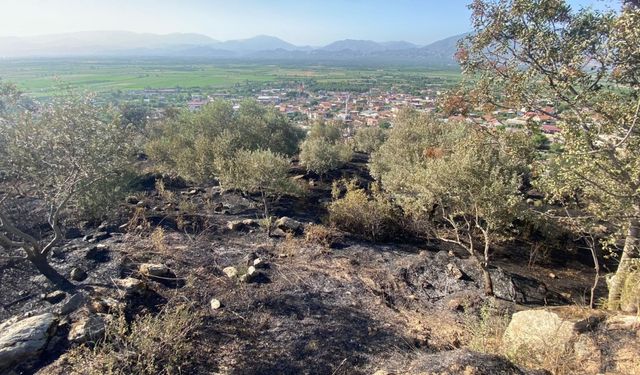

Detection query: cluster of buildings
xmin=184 ymin=86 xmax=563 ymax=142
xmin=187 ymin=86 xmax=440 ymax=129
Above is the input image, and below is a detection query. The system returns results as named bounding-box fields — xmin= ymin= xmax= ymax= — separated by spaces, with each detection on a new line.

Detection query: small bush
xmin=66 ymin=304 xmax=198 ymax=375
xmin=462 ymin=301 xmax=511 ymax=354
xmin=150 ymin=227 xmax=168 ymax=254
xmin=328 ymin=179 xmax=403 ymax=242
xmin=304 ymin=224 xmax=343 ymax=248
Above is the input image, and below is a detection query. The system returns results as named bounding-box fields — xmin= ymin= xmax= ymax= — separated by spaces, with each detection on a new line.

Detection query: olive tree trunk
xmin=608 ymin=216 xmax=640 ymax=310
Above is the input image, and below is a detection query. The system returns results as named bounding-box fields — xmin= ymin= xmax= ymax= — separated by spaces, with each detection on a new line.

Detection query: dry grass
xmin=304 ymin=224 xmax=343 ymax=248
xmin=461 ymin=301 xmax=511 ymax=355
xmin=64 ymin=303 xmax=199 ymax=375
xmin=150 ymin=227 xmax=168 ymax=254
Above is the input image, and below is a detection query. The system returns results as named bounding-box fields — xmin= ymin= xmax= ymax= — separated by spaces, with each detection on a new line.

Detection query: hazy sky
xmin=0 ymin=0 xmax=613 ymax=45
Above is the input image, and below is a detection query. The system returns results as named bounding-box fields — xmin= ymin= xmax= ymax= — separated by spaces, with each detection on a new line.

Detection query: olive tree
xmin=460 ymin=0 xmax=640 ymax=308
xmin=146 ymin=100 xmax=304 ymax=183
xmin=0 ymin=88 xmax=136 ymax=290
xmin=299 ymin=122 xmax=352 ymax=178
xmin=217 ymin=149 xmax=301 ymax=223
xmin=353 ymin=126 xmax=388 ymax=154
xmin=371 ymin=111 xmax=532 ymax=295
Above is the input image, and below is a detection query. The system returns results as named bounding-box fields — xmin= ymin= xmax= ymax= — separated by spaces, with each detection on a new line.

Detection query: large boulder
xmin=503 ymin=307 xmax=605 ymax=372
xmin=0 ymin=313 xmax=57 ymax=369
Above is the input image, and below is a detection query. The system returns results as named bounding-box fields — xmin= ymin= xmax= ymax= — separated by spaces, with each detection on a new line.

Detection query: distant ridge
xmin=0 ymin=31 xmax=469 ymax=66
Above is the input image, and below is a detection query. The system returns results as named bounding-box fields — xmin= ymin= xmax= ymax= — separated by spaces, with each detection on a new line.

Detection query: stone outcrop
xmin=0 ymin=313 xmax=57 ymax=369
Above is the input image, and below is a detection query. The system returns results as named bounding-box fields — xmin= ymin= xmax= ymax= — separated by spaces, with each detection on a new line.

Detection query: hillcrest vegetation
xmin=1 ymin=1 xmax=640 ymax=374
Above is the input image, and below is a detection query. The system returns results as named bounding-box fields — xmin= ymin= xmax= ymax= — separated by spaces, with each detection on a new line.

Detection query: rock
xmin=70 ymin=267 xmax=88 ymax=281
xmin=270 ymin=228 xmax=287 ymax=238
xmin=210 ymin=299 xmax=222 ymax=310
xmin=68 ymin=314 xmax=107 ymax=343
xmin=227 ymin=219 xmax=259 ymax=231
xmin=223 ymin=266 xmax=238 ymax=279
xmin=243 ymin=252 xmax=258 ymax=266
xmin=404 ymin=349 xmax=536 ymax=374
xmin=457 ymin=262 xmax=567 ymax=305
xmin=89 ymin=297 xmax=124 ymax=314
xmin=115 ymin=278 xmax=146 ymax=297
xmin=275 ymin=216 xmax=303 ymax=233
xmin=607 ymin=314 xmax=640 ymax=330
xmin=503 ymin=307 xmax=605 ymax=367
xmin=253 ymin=258 xmax=266 ymax=269
xmin=43 ymin=291 xmax=66 ymax=304
xmin=0 ymin=313 xmax=57 ymax=369
xmin=59 ymin=293 xmax=87 ymax=315
xmin=139 ymin=263 xmax=171 ymax=278
xmin=240 ymin=266 xmax=257 ymax=283
xmin=446 ymin=263 xmax=464 ymax=280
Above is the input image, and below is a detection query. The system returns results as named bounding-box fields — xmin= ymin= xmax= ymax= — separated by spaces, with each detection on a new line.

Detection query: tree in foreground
xmin=460 ymin=0 xmax=640 ymax=309
xmin=217 ymin=149 xmax=301 ymax=231
xmin=0 ymin=85 xmax=136 ymax=290
xmin=371 ymin=111 xmax=532 ymax=295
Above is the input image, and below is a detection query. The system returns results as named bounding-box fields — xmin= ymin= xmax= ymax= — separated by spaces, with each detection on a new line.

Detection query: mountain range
xmin=0 ymin=31 xmax=469 ymax=66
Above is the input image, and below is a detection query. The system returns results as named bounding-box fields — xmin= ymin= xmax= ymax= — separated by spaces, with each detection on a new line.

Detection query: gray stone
xmin=270 ymin=228 xmax=287 ymax=238
xmin=446 ymin=263 xmax=464 ymax=280
xmin=68 ymin=314 xmax=107 ymax=343
xmin=503 ymin=308 xmax=605 ymax=367
xmin=227 ymin=219 xmax=259 ymax=231
xmin=240 ymin=266 xmax=257 ymax=283
xmin=89 ymin=297 xmax=124 ymax=314
xmin=275 ymin=216 xmax=303 ymax=233
xmin=253 ymin=258 xmax=266 ymax=269
xmin=115 ymin=277 xmax=146 ymax=297
xmin=210 ymin=299 xmax=222 ymax=310
xmin=59 ymin=293 xmax=87 ymax=315
xmin=139 ymin=263 xmax=171 ymax=278
xmin=0 ymin=313 xmax=57 ymax=369
xmin=222 ymin=266 xmax=238 ymax=279
xmin=43 ymin=291 xmax=66 ymax=304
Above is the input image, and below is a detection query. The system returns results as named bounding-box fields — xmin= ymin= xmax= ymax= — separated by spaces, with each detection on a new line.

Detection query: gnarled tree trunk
xmin=608 ymin=217 xmax=640 ymax=310
xmin=28 ymin=253 xmax=76 ymax=292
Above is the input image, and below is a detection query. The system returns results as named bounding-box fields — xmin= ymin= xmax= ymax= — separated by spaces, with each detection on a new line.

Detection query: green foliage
xmin=217 ymin=149 xmax=301 ymax=217
xmin=328 ymin=179 xmax=402 ymax=242
xmin=353 ymin=126 xmax=388 ymax=154
xmin=0 ymin=91 xmax=137 ymax=220
xmin=146 ymin=100 xmax=304 ymax=183
xmin=299 ymin=122 xmax=352 ymax=177
xmin=460 ymin=0 xmax=640 ymax=307
xmin=371 ymin=110 xmax=532 ymax=292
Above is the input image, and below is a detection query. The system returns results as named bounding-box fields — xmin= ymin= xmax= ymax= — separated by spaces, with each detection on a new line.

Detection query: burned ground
xmin=0 ymin=158 xmax=604 ymax=375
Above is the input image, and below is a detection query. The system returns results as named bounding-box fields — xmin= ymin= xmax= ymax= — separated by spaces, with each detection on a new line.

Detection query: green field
xmin=0 ymin=58 xmax=461 ymax=97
